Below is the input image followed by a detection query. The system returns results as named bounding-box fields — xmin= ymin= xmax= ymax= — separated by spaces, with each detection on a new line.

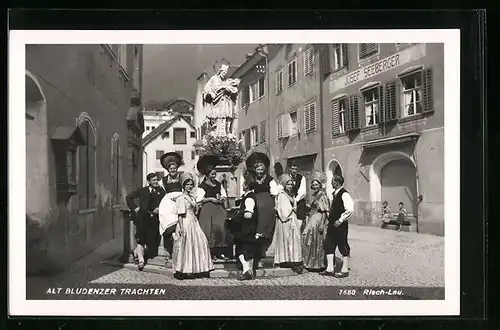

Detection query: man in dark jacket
xmin=126 ymin=173 xmax=166 ymax=270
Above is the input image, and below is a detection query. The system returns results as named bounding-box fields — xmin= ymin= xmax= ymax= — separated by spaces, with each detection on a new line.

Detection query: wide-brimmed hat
xmin=245 ymin=152 xmax=270 ymax=170
xmin=197 ymin=154 xmax=220 ymax=175
xmin=310 ymin=171 xmax=327 ymax=187
xmin=160 ymin=152 xmax=183 ymax=170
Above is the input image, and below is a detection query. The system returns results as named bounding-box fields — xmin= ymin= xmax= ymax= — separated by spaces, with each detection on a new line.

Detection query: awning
xmin=50 ymin=126 xmax=86 ymax=145
xmin=362 ymin=132 xmax=420 ymax=150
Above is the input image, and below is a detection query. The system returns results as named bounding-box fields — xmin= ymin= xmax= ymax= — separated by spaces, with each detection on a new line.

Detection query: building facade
xmin=322 ymin=43 xmax=444 ymax=235
xmin=26 ymin=44 xmax=145 ymax=274
xmin=142 ymin=115 xmax=198 ymax=185
xmin=143 ymin=99 xmax=194 ymax=137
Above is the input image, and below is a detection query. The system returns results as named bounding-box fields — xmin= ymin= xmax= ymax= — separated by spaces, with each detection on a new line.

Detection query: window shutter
xmin=321 ymin=46 xmax=332 ymax=75
xmin=378 ymin=84 xmax=385 ymax=123
xmin=304 ymin=48 xmax=314 ymax=75
xmin=348 ymin=95 xmax=360 ymax=130
xmin=260 ymin=120 xmax=266 ymax=143
xmin=309 ymin=102 xmax=316 ymax=132
xmin=283 ymin=114 xmax=290 ymax=138
xmin=244 ymin=129 xmax=251 ymax=151
xmin=423 ymin=68 xmax=434 ymax=113
xmin=277 ymin=115 xmax=283 ymax=140
xmin=342 ymin=44 xmax=349 ymax=68
xmin=254 ymin=125 xmax=259 ymax=145
xmin=304 ymin=105 xmax=310 ymax=133
xmin=331 ymin=99 xmax=339 ymax=137
xmin=385 ymin=80 xmax=399 ymax=122
xmin=359 ymin=43 xmax=378 ymax=59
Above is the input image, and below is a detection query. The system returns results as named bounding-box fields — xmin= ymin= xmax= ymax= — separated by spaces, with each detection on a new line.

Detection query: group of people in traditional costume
xmin=126 ymin=150 xmax=354 ymax=281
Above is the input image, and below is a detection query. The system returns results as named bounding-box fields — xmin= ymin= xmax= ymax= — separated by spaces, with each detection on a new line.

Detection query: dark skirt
xmin=198 ymin=202 xmax=229 ymax=248
xmin=254 ymin=192 xmax=276 ymax=238
xmin=296 ymin=199 xmax=308 ymax=220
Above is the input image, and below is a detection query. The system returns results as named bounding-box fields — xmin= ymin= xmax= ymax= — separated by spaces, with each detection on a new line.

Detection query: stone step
xmin=382 ymin=224 xmax=415 ymax=232
xmin=105 ymin=257 xmax=302 ymax=279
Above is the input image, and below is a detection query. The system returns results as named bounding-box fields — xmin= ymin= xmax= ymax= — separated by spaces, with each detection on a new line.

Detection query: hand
xmin=255 ymin=233 xmax=263 ymax=240
xmin=318 ymin=226 xmax=325 ymax=235
xmin=333 ymin=220 xmax=342 ymax=227
xmin=134 ymin=207 xmax=140 ymax=213
xmin=153 ymin=207 xmax=159 ymax=214
xmin=244 ymin=212 xmax=252 ymax=219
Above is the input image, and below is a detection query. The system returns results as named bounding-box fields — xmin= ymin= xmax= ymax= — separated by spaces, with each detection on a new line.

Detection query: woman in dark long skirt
xmin=196 ymin=156 xmax=229 ymax=261
xmin=246 ymin=152 xmax=280 ymax=268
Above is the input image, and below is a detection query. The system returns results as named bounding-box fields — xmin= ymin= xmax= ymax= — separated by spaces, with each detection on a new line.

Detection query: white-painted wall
xmin=143 ymin=117 xmax=198 ymax=185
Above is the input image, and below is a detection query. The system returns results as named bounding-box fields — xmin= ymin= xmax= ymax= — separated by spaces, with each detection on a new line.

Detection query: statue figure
xmin=202 ymin=63 xmax=241 ymax=137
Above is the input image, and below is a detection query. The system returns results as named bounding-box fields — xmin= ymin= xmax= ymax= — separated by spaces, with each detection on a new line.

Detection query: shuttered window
xmin=359 ymin=43 xmax=379 ymax=60
xmin=331 ymin=98 xmax=348 ymax=137
xmin=173 ymin=128 xmax=187 ymax=144
xmin=258 ymin=76 xmax=266 ymax=98
xmin=422 ymin=68 xmax=434 ymax=113
xmin=304 ymin=47 xmax=314 ymax=76
xmin=244 ymin=129 xmax=251 ymax=151
xmin=321 ymin=46 xmax=332 ymax=76
xmin=259 ymin=120 xmax=266 ymax=143
xmin=333 ymin=44 xmax=348 ymax=70
xmin=362 ymin=86 xmax=384 ymax=126
xmin=241 ymin=86 xmax=250 ymax=107
xmin=277 ymin=115 xmax=283 ymax=140
xmin=304 ymin=101 xmax=316 ymax=133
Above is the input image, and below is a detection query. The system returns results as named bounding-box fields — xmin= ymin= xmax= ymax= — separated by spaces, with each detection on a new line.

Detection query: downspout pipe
xmin=318 ymin=45 xmax=326 ymax=172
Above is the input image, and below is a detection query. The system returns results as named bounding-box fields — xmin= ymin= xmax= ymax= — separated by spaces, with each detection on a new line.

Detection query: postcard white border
xmin=9 ymin=29 xmax=460 ymax=316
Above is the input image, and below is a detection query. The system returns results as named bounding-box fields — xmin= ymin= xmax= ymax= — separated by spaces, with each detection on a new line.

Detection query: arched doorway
xmin=380 ymin=159 xmax=418 ymax=215
xmin=326 ymin=159 xmax=343 ymax=198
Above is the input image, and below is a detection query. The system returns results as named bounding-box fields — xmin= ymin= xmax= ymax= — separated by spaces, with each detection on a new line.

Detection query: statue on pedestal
xmin=202 ymin=62 xmax=241 ymax=137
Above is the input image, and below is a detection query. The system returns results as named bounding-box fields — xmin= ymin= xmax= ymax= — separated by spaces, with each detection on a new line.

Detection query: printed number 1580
xmin=339 ymin=289 xmax=356 ymax=296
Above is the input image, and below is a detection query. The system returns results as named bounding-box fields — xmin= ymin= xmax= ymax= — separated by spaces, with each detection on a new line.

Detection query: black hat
xmin=246 ymin=152 xmax=270 ymax=170
xmin=197 ymin=154 xmax=220 ymax=175
xmin=160 ymin=152 xmax=183 ymax=170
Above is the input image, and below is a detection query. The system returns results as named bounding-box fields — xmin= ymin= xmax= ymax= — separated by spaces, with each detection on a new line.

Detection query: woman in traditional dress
xmin=229 ymin=170 xmax=258 ymax=280
xmin=171 ymin=172 xmax=214 ymax=280
xmin=246 ymin=152 xmax=280 ymax=268
xmin=274 ymin=174 xmax=304 ymax=273
xmin=158 ymin=152 xmax=184 ymax=265
xmin=196 ymin=155 xmax=229 ymax=261
xmin=302 ymin=171 xmax=330 ymax=271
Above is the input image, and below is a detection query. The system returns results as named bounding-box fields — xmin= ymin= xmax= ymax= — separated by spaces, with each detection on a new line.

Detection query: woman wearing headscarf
xmin=302 ymin=171 xmax=330 ymax=271
xmin=229 ymin=170 xmax=258 ymax=280
xmin=274 ymin=173 xmax=304 ymax=274
xmin=171 ymin=172 xmax=214 ymax=280
xmin=196 ymin=155 xmax=229 ymax=261
xmin=246 ymin=152 xmax=280 ymax=267
xmin=157 ymin=152 xmax=184 ymax=264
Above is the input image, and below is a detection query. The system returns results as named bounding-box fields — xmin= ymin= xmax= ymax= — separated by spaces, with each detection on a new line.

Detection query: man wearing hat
xmin=157 ymin=152 xmax=184 ymax=265
xmin=126 ymin=172 xmax=166 ymax=270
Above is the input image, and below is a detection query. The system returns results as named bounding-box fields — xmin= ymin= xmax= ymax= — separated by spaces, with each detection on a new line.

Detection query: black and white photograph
xmin=10 ymin=30 xmax=460 ymax=316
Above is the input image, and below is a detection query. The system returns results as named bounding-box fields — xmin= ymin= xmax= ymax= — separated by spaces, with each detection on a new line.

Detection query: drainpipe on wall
xmin=412 ymin=137 xmax=421 ymax=233
xmin=257 ymin=46 xmax=273 ymax=171
xmin=318 ymin=45 xmax=326 ymax=172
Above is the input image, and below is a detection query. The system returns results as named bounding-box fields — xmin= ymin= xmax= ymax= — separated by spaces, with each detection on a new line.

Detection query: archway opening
xmin=326 ymin=159 xmax=343 ymax=198
xmin=380 ymin=159 xmax=418 ymax=215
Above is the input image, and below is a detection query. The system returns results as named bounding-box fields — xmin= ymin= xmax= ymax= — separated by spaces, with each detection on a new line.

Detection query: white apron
xmin=158 ymin=191 xmax=184 ymax=235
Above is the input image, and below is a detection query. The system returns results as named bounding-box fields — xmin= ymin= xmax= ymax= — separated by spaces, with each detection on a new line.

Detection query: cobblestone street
xmin=27 ymin=225 xmax=444 ymax=300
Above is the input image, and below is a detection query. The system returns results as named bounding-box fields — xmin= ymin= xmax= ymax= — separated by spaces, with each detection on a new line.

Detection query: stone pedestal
xmin=119 ymin=209 xmax=137 ymax=263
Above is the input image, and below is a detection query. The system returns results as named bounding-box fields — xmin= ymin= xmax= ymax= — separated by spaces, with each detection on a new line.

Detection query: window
xmin=156 ymin=150 xmax=164 ymax=159
xmin=259 ymin=120 xmax=266 ymax=143
xmin=288 ymin=58 xmax=297 ymax=86
xmin=277 ymin=115 xmax=283 ymax=140
xmin=173 ymin=128 xmax=187 ymax=144
xmin=175 ymin=150 xmax=183 ymax=159
xmin=250 ymin=126 xmax=259 ymax=146
xmin=162 ymin=131 xmax=170 ymax=139
xmin=249 ymin=81 xmax=258 ymax=103
xmin=289 ymin=111 xmax=299 ymax=136
xmin=78 ymin=120 xmax=96 ymax=209
xmin=190 ymin=131 xmax=196 ymax=138
xmin=258 ymin=76 xmax=265 ymax=98
xmin=401 ymin=72 xmax=423 ymax=117
xmin=240 ymin=86 xmax=250 ymax=107
xmin=363 ymin=88 xmax=380 ymax=126
xmin=191 ymin=150 xmax=195 ymax=160
xmin=359 ymin=43 xmax=379 ymax=60
xmin=276 ymin=69 xmax=284 ymax=94
xmin=152 ymin=126 xmax=156 ymax=130
xmin=304 ymin=47 xmax=314 ymax=76
xmin=333 ymin=44 xmax=348 ymax=71
xmin=331 ymin=98 xmax=347 ymax=137
xmin=243 ymin=129 xmax=251 ymax=151
xmin=155 ymin=171 xmax=165 ymax=180
xmin=346 ymin=95 xmax=361 ymax=132
xmin=111 ymin=135 xmax=122 ymax=204
xmin=146 ymin=126 xmax=150 ymax=130
xmin=304 ymin=102 xmax=317 ymax=133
